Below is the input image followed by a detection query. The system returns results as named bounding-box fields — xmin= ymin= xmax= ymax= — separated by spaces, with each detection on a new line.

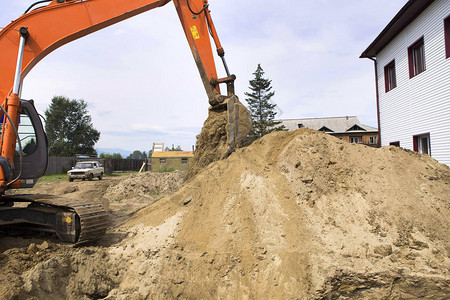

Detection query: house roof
xmin=279 ymin=116 xmax=378 ymax=133
xmin=360 ymin=0 xmax=435 ymax=58
xmin=151 ymin=151 xmax=194 ymax=158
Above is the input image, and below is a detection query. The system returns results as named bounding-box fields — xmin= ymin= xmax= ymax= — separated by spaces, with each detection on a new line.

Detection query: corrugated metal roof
xmin=151 ymin=151 xmax=194 ymax=158
xmin=279 ymin=116 xmax=378 ymax=133
xmin=360 ymin=0 xmax=435 ymax=58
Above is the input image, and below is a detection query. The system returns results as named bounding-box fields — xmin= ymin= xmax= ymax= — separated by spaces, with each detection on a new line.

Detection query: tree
xmin=127 ymin=150 xmax=147 ymax=159
xmin=244 ymin=64 xmax=285 ymax=141
xmin=165 ymin=145 xmax=182 ymax=151
xmin=44 ymin=96 xmax=100 ymax=157
xmin=100 ymin=153 xmax=123 ymax=159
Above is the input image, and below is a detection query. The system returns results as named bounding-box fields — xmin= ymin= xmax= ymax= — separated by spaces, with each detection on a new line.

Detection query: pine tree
xmin=244 ymin=64 xmax=285 ymax=141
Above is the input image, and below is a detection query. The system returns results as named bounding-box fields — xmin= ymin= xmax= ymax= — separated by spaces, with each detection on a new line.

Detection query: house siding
xmin=331 ymin=132 xmax=379 ymax=147
xmin=376 ymin=0 xmax=450 ymax=166
xmin=150 ymin=157 xmax=193 ymax=172
xmin=150 ymin=151 xmax=194 ymax=172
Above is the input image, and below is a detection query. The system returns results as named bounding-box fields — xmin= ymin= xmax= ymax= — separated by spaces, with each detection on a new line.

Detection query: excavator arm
xmin=0 ymin=0 xmax=250 ymax=244
xmin=0 ymin=0 xmax=249 ymax=192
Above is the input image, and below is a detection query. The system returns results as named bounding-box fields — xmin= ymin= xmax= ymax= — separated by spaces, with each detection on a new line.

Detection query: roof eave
xmin=360 ymin=0 xmax=435 ymax=59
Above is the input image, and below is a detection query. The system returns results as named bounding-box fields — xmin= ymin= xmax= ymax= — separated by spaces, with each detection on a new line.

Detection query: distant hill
xmin=97 ymin=148 xmax=132 ymax=158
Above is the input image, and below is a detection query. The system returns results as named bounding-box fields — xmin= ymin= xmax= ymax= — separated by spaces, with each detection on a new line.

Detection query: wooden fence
xmin=45 ymin=157 xmax=147 ymax=175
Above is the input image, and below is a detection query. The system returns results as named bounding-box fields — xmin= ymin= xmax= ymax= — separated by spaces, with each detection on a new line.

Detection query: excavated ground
xmin=0 ymin=129 xmax=449 ymax=299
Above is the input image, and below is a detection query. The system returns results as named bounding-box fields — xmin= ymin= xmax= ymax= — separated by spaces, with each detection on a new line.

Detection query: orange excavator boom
xmin=0 ymin=0 xmax=250 ymax=243
xmin=0 ymin=0 xmax=249 ymax=191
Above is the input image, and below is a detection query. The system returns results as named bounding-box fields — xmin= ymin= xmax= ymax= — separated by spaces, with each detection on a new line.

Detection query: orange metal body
xmin=0 ymin=0 xmax=230 ymax=190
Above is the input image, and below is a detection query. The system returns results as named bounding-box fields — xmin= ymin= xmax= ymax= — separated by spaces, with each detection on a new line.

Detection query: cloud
xmin=1 ymin=0 xmax=408 ymax=151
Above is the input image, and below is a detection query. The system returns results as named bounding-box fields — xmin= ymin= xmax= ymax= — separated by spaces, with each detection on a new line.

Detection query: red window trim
xmin=384 ymin=60 xmax=396 ymax=92
xmin=413 ymin=132 xmax=431 ymax=155
xmin=408 ymin=37 xmax=425 ymax=78
xmin=445 ymin=15 xmax=450 ymax=59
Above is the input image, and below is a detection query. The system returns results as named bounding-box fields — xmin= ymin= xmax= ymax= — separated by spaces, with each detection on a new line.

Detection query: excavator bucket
xmin=184 ymin=95 xmax=251 ymax=179
xmin=226 ymin=95 xmax=252 ymax=153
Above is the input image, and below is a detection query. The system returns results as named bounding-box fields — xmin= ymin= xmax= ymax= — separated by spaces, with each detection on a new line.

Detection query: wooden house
xmin=280 ymin=116 xmax=379 ymax=147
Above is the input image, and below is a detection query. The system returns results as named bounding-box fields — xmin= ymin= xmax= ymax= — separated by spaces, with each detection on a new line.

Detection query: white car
xmin=67 ymin=161 xmax=104 ymax=182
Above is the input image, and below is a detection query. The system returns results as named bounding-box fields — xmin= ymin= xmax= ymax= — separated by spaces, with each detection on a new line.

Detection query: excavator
xmin=0 ymin=0 xmax=250 ymax=244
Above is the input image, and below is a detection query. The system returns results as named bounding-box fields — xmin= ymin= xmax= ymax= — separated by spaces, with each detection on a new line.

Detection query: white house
xmin=361 ymin=0 xmax=450 ymax=167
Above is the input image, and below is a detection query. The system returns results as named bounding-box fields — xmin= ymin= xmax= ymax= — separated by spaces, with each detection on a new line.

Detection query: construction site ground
xmin=0 ymin=128 xmax=449 ymax=299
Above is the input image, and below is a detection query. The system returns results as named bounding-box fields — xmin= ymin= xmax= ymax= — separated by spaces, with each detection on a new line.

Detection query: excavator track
xmin=0 ymin=194 xmax=108 ymax=245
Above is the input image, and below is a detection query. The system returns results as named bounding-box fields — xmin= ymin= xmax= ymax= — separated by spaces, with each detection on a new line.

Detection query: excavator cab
xmin=12 ymin=99 xmax=48 ymax=187
xmin=0 ymin=100 xmax=48 ymax=190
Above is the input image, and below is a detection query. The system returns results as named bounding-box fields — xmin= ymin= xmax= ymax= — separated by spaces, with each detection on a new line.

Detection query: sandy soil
xmin=0 ymin=129 xmax=449 ymax=299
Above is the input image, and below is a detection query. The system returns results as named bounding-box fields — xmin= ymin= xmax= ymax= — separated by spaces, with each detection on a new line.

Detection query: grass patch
xmin=36 ymin=172 xmax=136 ymax=184
xmin=108 ymin=172 xmax=137 ymax=177
xmin=37 ymin=174 xmax=68 ymax=184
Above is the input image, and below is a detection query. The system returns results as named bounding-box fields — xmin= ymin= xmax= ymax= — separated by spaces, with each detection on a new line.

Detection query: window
xmin=297 ymin=123 xmax=304 ymax=128
xmin=413 ymin=133 xmax=430 ymax=155
xmin=390 ymin=141 xmax=400 ymax=147
xmin=384 ymin=60 xmax=397 ymax=92
xmin=181 ymin=158 xmax=188 ymax=164
xmin=349 ymin=136 xmax=362 ymax=144
xmin=445 ymin=15 xmax=450 ymax=59
xmin=369 ymin=136 xmax=377 ymax=144
xmin=15 ymin=109 xmax=38 ymax=156
xmin=159 ymin=158 xmax=166 ymax=164
xmin=408 ymin=37 xmax=425 ymax=78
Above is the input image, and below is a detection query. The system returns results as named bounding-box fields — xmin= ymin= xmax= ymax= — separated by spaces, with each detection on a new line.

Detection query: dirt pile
xmin=123 ymin=129 xmax=449 ymax=299
xmin=103 ymin=171 xmax=186 ymax=226
xmin=105 ymin=171 xmax=185 ymax=197
xmin=2 ymin=129 xmax=449 ymax=299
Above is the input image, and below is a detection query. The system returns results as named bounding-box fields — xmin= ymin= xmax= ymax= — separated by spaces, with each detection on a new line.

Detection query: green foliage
xmin=165 ymin=145 xmax=182 ymax=151
xmin=244 ymin=64 xmax=285 ymax=141
xmin=44 ymin=96 xmax=100 ymax=157
xmin=157 ymin=166 xmax=175 ymax=173
xmin=127 ymin=150 xmax=148 ymax=159
xmin=100 ymin=152 xmax=123 ymax=159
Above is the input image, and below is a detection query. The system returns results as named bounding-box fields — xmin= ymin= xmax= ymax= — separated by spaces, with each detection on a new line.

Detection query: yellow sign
xmin=65 ymin=216 xmax=72 ymax=223
xmin=190 ymin=26 xmax=200 ymax=40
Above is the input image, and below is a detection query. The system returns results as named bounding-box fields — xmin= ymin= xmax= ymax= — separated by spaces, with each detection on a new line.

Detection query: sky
xmin=0 ymin=0 xmax=408 ymax=153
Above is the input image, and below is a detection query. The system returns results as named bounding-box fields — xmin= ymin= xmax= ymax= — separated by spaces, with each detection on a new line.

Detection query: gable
xmin=318 ymin=126 xmax=333 ymax=132
xmin=347 ymin=124 xmax=366 ymax=131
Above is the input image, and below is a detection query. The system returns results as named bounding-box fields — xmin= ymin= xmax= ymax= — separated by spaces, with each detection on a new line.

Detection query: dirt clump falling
xmin=186 ymin=106 xmax=229 ymax=179
xmin=1 ymin=129 xmax=449 ymax=299
xmin=187 ymin=98 xmax=252 ymax=179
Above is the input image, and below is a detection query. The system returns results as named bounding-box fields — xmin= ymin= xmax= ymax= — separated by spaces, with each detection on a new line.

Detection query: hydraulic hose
xmin=0 ymin=104 xmax=23 ymax=187
xmin=187 ymin=0 xmax=208 ymax=15
xmin=24 ymin=0 xmax=53 ymax=15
